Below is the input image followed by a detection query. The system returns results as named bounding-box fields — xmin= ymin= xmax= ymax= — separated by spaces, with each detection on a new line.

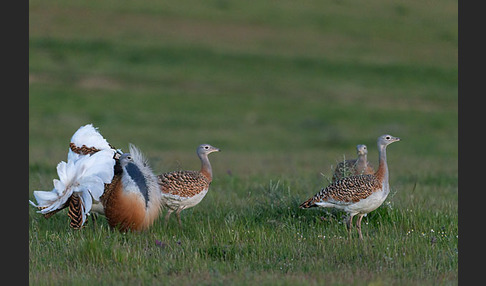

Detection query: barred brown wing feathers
xmin=39 ymin=207 xmax=63 ymax=219
xmin=326 ymin=175 xmax=379 ymax=202
xmin=37 ymin=199 xmax=71 ymax=219
xmin=299 ymin=195 xmax=320 ymax=208
xmin=101 ymin=173 xmax=122 ymax=209
xmin=67 ymin=194 xmax=84 ymax=229
xmin=158 ymin=170 xmax=210 ymax=198
xmin=302 ymin=174 xmax=381 ymax=208
xmin=69 ymin=142 xmax=100 ymax=155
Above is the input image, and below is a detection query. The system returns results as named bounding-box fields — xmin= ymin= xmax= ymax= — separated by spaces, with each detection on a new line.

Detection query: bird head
xmin=197 ymin=144 xmax=221 ymax=157
xmin=356 ymin=144 xmax=368 ymax=156
xmin=377 ymin=134 xmax=400 ymax=148
xmin=119 ymin=153 xmax=133 ymax=167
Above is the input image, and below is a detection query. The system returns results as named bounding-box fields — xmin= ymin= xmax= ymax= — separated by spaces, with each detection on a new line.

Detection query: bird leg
xmin=176 ymin=208 xmax=183 ymax=227
xmin=165 ymin=209 xmax=173 ymax=226
xmin=346 ymin=214 xmax=355 ymax=238
xmin=356 ymin=214 xmax=365 ymax=240
xmin=91 ymin=213 xmax=98 ymax=229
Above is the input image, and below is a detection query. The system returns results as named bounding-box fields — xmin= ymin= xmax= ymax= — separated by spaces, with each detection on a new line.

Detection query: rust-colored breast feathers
xmin=101 ymin=173 xmax=147 ymax=232
xmin=364 ymin=164 xmax=375 ymax=175
xmin=157 ymin=170 xmax=210 ymax=198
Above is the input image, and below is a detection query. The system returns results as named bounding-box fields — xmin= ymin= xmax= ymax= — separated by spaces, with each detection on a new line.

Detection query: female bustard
xmin=332 ymin=144 xmax=374 ymax=183
xmin=300 ymin=134 xmax=400 ymax=240
xmin=158 ymin=144 xmax=220 ymax=227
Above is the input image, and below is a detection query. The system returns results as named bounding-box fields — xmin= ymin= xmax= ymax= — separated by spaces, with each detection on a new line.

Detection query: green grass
xmin=29 ymin=180 xmax=457 ymax=285
xmin=29 ymin=0 xmax=457 ymax=284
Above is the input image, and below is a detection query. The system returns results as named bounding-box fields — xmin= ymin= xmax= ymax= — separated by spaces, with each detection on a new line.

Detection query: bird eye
xmin=204 ymin=146 xmax=209 ymax=149
xmin=386 ymin=136 xmax=391 ymax=140
xmin=127 ymin=156 xmax=132 ymax=160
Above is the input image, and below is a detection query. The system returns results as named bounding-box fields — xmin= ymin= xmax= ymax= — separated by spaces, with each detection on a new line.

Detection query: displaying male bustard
xmin=157 ymin=144 xmax=220 ymax=227
xmin=100 ymin=145 xmax=162 ymax=232
xmin=300 ymin=134 xmax=400 ymax=240
xmin=332 ymin=144 xmax=374 ymax=183
xmin=29 ymin=124 xmax=162 ymax=232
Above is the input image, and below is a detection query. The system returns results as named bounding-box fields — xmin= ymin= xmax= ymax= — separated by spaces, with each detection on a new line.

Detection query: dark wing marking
xmin=125 ymin=162 xmax=149 ymax=207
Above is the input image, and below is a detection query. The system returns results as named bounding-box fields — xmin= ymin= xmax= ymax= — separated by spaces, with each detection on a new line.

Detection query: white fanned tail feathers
xmin=29 ymin=124 xmax=118 ymax=228
xmin=68 ymin=124 xmax=119 ymax=161
xmin=70 ymin=124 xmax=111 ymax=150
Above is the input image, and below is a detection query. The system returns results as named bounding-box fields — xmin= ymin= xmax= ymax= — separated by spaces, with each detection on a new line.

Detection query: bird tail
xmin=70 ymin=124 xmax=112 ymax=152
xmin=69 ymin=124 xmax=122 ymax=160
xmin=299 ymin=197 xmax=316 ymax=209
xmin=29 ymin=124 xmax=117 ymax=228
xmin=299 ymin=191 xmax=322 ymax=209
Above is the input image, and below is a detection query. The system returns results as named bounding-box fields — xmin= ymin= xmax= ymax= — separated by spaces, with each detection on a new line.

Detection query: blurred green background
xmin=29 ymin=0 xmax=457 ymax=283
xmin=29 ymin=0 xmax=457 ymax=177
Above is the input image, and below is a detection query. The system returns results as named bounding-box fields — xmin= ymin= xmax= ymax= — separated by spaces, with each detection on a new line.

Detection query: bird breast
xmin=345 ymin=188 xmax=388 ymax=215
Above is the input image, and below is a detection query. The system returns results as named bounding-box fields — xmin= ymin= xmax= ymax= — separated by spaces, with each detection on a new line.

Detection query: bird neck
xmin=199 ymin=153 xmax=213 ymax=182
xmin=356 ymin=154 xmax=368 ymax=170
xmin=374 ymin=144 xmax=389 ymax=187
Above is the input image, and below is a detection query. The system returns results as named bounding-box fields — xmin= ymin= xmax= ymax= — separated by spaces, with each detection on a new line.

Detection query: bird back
xmin=158 ymin=170 xmax=211 ymax=198
xmin=300 ymin=174 xmax=381 ymax=208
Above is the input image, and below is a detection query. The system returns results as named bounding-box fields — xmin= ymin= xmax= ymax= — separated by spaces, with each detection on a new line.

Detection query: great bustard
xmin=300 ymin=134 xmax=400 ymax=240
xmin=30 ymin=124 xmax=162 ymax=232
xmin=331 ymin=144 xmax=374 ymax=183
xmin=100 ymin=145 xmax=162 ymax=232
xmin=157 ymin=144 xmax=220 ymax=227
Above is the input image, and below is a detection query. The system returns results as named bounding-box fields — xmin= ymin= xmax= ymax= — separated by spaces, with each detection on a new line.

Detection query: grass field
xmin=29 ymin=0 xmax=458 ymax=285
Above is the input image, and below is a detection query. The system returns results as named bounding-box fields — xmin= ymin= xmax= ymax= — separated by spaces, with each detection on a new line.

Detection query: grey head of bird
xmin=356 ymin=144 xmax=368 ymax=156
xmin=119 ymin=153 xmax=133 ymax=167
xmin=197 ymin=144 xmax=221 ymax=156
xmin=378 ymin=134 xmax=401 ymax=148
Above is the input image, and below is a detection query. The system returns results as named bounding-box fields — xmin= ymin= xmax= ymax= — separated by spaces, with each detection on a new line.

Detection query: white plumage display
xmin=30 ymin=124 xmax=118 ymax=228
xmin=29 ymin=124 xmax=161 ymax=231
xmin=31 ymin=148 xmax=115 ymax=225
